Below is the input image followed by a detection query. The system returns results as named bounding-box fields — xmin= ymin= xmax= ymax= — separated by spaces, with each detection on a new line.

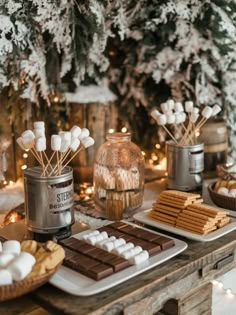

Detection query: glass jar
xmin=93 ymin=132 xmax=145 ymax=220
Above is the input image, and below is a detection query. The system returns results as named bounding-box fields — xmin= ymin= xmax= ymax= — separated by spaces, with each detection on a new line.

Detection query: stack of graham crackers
xmin=149 ymin=190 xmax=230 ymax=235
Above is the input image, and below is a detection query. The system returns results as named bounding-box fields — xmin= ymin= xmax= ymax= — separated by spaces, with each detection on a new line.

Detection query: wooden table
xmin=1 ymin=218 xmax=236 ymax=315
xmin=1 ymin=179 xmax=236 ymax=315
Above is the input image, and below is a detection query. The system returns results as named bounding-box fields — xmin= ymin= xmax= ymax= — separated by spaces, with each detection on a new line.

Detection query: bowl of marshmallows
xmin=208 ymin=175 xmax=236 ymax=211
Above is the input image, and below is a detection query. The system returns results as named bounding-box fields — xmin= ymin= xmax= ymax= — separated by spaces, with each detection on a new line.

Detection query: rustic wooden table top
xmin=1 ymin=219 xmax=236 ymax=315
xmin=1 ymin=179 xmax=236 ymax=314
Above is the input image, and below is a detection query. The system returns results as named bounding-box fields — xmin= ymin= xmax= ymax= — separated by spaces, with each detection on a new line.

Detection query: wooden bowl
xmin=208 ymin=182 xmax=236 ymax=211
xmin=0 ymin=263 xmax=61 ymax=302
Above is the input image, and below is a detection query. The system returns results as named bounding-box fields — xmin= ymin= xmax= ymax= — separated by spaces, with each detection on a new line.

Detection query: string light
xmin=211 ymin=280 xmax=236 ymax=299
xmin=121 ymin=127 xmax=127 ymax=133
xmin=108 ymin=128 xmax=115 ymax=133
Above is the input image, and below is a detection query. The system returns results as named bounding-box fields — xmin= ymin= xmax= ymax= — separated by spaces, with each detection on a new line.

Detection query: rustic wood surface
xmin=1 ymin=225 xmax=235 ymax=315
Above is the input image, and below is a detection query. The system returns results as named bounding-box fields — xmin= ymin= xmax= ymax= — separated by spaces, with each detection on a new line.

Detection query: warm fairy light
xmin=21 ymin=165 xmax=27 ymax=170
xmin=9 ymin=181 xmax=14 ymax=186
xmin=217 ymin=281 xmax=224 ymax=289
xmin=23 ymin=153 xmax=28 ymax=158
xmin=53 ymin=96 xmax=59 ymax=102
xmin=86 ymin=187 xmax=94 ymax=195
xmin=195 ymin=130 xmax=200 ymax=137
xmin=151 ymin=153 xmax=158 ymax=161
xmin=78 ymin=182 xmax=94 ymax=201
xmin=3 ymin=180 xmax=7 ymax=185
xmin=141 ymin=151 xmax=146 ymax=156
xmin=155 ymin=143 xmax=161 ymax=149
xmin=155 ymin=165 xmax=162 ymax=170
xmin=121 ymin=127 xmax=127 ymax=133
xmin=108 ymin=128 xmax=115 ymax=133
xmin=212 ymin=280 xmax=219 ymax=286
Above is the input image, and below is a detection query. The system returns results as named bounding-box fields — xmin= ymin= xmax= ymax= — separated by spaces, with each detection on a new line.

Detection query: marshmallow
xmin=21 ymin=137 xmax=35 ymax=149
xmin=112 ymin=242 xmax=134 ymax=256
xmin=180 ymin=112 xmax=187 ymax=123
xmin=192 ymin=107 xmax=199 ymax=114
xmin=217 ymin=187 xmax=229 ymax=196
xmin=59 ymin=132 xmax=71 ymax=153
xmin=97 ymin=236 xmax=116 ymax=249
xmin=150 ymin=109 xmax=161 ymax=121
xmin=79 ymin=128 xmax=90 ymax=140
xmin=3 ymin=240 xmax=21 ymax=255
xmin=33 ymin=121 xmax=45 ymax=129
xmin=166 ymin=99 xmax=175 ymax=111
xmin=51 ymin=135 xmax=61 ymax=151
xmin=22 ymin=130 xmax=35 ymax=140
xmin=190 ymin=112 xmax=199 ymax=123
xmin=35 ymin=137 xmax=46 ymax=151
xmin=131 ymin=250 xmax=149 ymax=265
xmin=185 ymin=101 xmax=194 ymax=112
xmin=0 ymin=253 xmax=15 ymax=268
xmin=160 ymin=102 xmax=168 ymax=113
xmin=201 ymin=106 xmax=213 ymax=119
xmin=121 ymin=246 xmax=143 ymax=260
xmin=82 ymin=137 xmax=95 ymax=148
xmin=212 ymin=104 xmax=221 ymax=117
xmin=70 ymin=138 xmax=80 ymax=152
xmin=81 ymin=230 xmax=100 ymax=241
xmin=71 ymin=125 xmax=82 ymax=138
xmin=230 ymin=189 xmax=236 ymax=196
xmin=33 ymin=128 xmax=45 ymax=138
xmin=157 ymin=114 xmax=167 ymax=126
xmin=166 ymin=114 xmax=175 ymax=124
xmin=7 ymin=252 xmax=36 ymax=281
xmin=16 ymin=137 xmax=26 ymax=150
xmin=174 ymin=102 xmax=184 ymax=112
xmin=175 ymin=113 xmax=182 ymax=124
xmin=0 ymin=269 xmax=12 ymax=285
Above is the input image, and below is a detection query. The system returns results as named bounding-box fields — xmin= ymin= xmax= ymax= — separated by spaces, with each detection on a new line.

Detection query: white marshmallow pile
xmin=151 ymin=100 xmax=221 ymax=146
xmin=78 ymin=229 xmax=149 ymax=265
xmin=217 ymin=187 xmax=236 ymax=198
xmin=16 ymin=122 xmax=95 ymax=176
xmin=0 ymin=240 xmax=36 ymax=286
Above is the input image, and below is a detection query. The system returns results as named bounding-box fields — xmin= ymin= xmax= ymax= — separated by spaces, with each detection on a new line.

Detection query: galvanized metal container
xmin=24 ymin=166 xmax=74 ymax=235
xmin=166 ymin=141 xmax=204 ymax=191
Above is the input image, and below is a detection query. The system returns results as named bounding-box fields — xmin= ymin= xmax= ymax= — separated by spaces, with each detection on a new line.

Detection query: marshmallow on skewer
xmin=33 ymin=121 xmax=45 ymax=129
xmin=166 ymin=99 xmax=175 ymax=111
xmin=190 ymin=112 xmax=199 ymax=123
xmin=22 ymin=130 xmax=35 ymax=140
xmin=174 ymin=102 xmax=184 ymax=112
xmin=81 ymin=136 xmax=95 ymax=148
xmin=185 ymin=101 xmax=194 ymax=113
xmin=201 ymin=106 xmax=213 ymax=119
xmin=51 ymin=135 xmax=61 ymax=151
xmin=70 ymin=138 xmax=80 ymax=152
xmin=59 ymin=131 xmax=71 ymax=153
xmin=70 ymin=125 xmax=82 ymax=139
xmin=16 ymin=137 xmax=27 ymax=150
xmin=0 ymin=269 xmax=12 ymax=285
xmin=78 ymin=128 xmax=90 ymax=140
xmin=211 ymin=104 xmax=221 ymax=117
xmin=35 ymin=137 xmax=46 ymax=152
xmin=160 ymin=102 xmax=168 ymax=113
xmin=166 ymin=113 xmax=175 ymax=124
xmin=150 ymin=109 xmax=161 ymax=121
xmin=33 ymin=128 xmax=45 ymax=138
xmin=157 ymin=114 xmax=167 ymax=126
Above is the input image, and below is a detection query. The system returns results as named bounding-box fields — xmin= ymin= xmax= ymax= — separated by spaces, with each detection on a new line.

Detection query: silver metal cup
xmin=23 ymin=166 xmax=74 ymax=235
xmin=166 ymin=141 xmax=204 ymax=191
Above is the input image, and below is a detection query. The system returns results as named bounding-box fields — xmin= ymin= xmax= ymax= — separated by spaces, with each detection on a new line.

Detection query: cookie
xmin=21 ymin=240 xmax=38 ymax=255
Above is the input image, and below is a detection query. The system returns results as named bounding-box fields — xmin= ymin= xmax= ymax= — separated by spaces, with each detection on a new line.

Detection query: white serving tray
xmin=49 ymin=221 xmax=187 ymax=296
xmin=133 ymin=210 xmax=236 ymax=242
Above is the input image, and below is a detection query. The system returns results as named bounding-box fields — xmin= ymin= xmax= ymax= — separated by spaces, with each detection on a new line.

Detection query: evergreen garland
xmin=0 ymin=1 xmax=236 ymax=155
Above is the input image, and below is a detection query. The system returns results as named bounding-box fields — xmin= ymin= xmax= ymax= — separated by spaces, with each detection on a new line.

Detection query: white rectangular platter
xmin=49 ymin=221 xmax=187 ymax=296
xmin=133 ymin=210 xmax=236 ymax=242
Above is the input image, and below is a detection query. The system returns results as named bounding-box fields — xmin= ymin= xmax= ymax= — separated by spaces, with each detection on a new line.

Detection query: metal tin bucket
xmin=166 ymin=141 xmax=204 ymax=191
xmin=23 ymin=166 xmax=74 ymax=235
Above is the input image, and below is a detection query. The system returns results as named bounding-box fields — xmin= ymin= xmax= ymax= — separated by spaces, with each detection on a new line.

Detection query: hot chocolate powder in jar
xmin=93 ymin=132 xmax=145 ymax=220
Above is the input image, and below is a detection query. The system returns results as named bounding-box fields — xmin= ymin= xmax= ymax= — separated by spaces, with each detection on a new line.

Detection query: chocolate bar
xmin=60 ymin=222 xmax=175 ymax=281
